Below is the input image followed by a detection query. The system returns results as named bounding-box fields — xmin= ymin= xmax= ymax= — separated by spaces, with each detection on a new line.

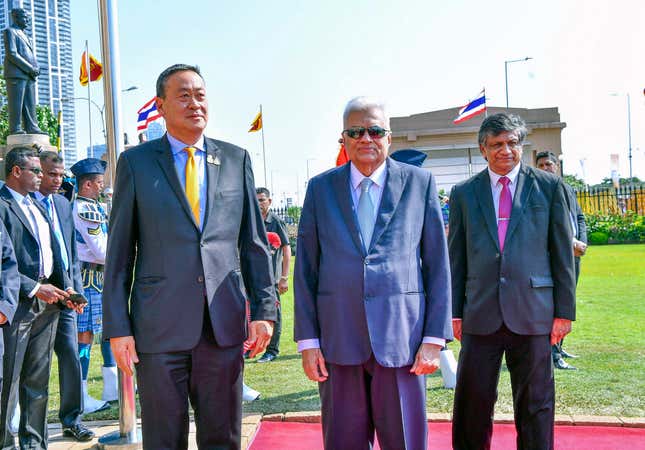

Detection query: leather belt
xmin=81 ymin=262 xmax=104 ymax=272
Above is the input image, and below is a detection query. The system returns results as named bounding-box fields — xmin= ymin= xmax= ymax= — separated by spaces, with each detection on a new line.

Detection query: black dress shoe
xmin=554 ymin=357 xmax=577 ymax=370
xmin=63 ymin=423 xmax=95 ymax=442
xmin=257 ymin=353 xmax=277 ymax=363
xmin=560 ymin=348 xmax=579 ymax=359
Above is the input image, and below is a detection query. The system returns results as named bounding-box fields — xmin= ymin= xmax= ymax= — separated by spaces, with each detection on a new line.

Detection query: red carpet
xmin=249 ymin=421 xmax=645 ymax=450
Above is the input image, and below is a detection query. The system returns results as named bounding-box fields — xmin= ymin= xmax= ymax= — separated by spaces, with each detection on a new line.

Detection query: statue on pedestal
xmin=3 ymin=8 xmax=46 ymax=135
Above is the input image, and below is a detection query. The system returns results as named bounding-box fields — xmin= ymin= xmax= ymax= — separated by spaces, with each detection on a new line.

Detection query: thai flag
xmin=453 ymin=89 xmax=486 ymax=124
xmin=137 ymin=97 xmax=162 ymax=131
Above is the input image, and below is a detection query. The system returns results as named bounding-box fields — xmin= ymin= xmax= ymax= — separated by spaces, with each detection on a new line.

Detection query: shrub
xmin=585 ymin=212 xmax=645 ymax=244
xmin=588 ymin=231 xmax=609 ymax=245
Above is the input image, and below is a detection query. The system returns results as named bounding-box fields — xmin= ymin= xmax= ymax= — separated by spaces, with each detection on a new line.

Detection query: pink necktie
xmin=497 ymin=176 xmax=512 ymax=252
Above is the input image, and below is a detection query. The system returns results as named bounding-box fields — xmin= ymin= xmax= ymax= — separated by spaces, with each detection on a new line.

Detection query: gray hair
xmin=478 ymin=113 xmax=527 ymax=147
xmin=343 ymin=97 xmax=389 ymax=128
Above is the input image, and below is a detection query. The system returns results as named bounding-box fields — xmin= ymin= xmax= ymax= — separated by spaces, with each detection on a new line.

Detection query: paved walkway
xmin=40 ymin=412 xmax=644 ymax=449
xmin=43 ymin=414 xmax=261 ymax=450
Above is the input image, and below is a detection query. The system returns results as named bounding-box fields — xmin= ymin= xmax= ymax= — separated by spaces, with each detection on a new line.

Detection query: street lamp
xmin=504 ymin=57 xmax=532 ymax=108
xmin=62 ymin=96 xmax=107 ymax=140
xmin=62 ymin=86 xmax=139 ymax=154
xmin=609 ymin=92 xmax=633 ymax=179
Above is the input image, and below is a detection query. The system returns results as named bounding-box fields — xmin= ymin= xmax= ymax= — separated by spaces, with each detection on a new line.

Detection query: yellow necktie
xmin=184 ymin=147 xmax=200 ymax=225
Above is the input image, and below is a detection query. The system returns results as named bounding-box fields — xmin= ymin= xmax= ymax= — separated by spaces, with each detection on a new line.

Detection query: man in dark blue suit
xmin=295 ymin=97 xmax=452 ymax=450
xmin=104 ymin=64 xmax=276 ymax=450
xmin=36 ymin=151 xmax=94 ymax=441
xmin=0 ymin=220 xmax=20 ymax=403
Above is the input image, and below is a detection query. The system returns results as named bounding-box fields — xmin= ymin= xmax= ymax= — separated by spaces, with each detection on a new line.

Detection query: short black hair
xmin=77 ymin=173 xmax=102 ymax=187
xmin=39 ymin=150 xmax=64 ymax=165
xmin=478 ymin=113 xmax=527 ymax=147
xmin=535 ymin=151 xmax=558 ymax=165
xmin=5 ymin=147 xmax=38 ymax=177
xmin=256 ymin=187 xmax=270 ymax=197
xmin=156 ymin=64 xmax=202 ymax=98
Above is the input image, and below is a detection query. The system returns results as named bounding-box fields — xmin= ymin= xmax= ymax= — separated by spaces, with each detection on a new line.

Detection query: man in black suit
xmin=0 ymin=147 xmax=76 ymax=448
xmin=103 ymin=64 xmax=276 ymax=450
xmin=35 ymin=151 xmax=94 ymax=441
xmin=536 ymin=151 xmax=587 ymax=371
xmin=0 ymin=221 xmax=20 ymax=403
xmin=449 ymin=114 xmax=576 ymax=450
xmin=2 ymin=8 xmax=46 ymax=135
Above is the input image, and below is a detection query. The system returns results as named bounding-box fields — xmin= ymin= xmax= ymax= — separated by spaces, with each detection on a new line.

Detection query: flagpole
xmin=260 ymin=104 xmax=267 ymax=187
xmin=85 ymin=40 xmax=93 ymax=157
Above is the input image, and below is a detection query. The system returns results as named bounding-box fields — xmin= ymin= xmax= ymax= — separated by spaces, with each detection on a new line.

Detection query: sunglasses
xmin=342 ymin=126 xmax=390 ymax=140
xmin=19 ymin=166 xmax=43 ymax=175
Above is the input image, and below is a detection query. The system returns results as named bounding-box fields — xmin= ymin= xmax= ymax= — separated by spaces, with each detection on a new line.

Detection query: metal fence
xmin=576 ymin=185 xmax=644 ymax=216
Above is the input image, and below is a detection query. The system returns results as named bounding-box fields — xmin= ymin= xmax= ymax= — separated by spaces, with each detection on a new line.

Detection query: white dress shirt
xmin=487 ymin=163 xmax=521 ymax=222
xmin=297 ymin=161 xmax=445 ymax=353
xmin=6 ymin=187 xmax=54 ymax=297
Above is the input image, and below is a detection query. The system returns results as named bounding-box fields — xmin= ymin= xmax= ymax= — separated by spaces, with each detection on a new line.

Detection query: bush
xmin=585 ymin=212 xmax=645 ymax=244
xmin=588 ymin=231 xmax=609 ymax=245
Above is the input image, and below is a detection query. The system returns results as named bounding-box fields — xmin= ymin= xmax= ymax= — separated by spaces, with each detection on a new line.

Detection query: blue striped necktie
xmin=42 ymin=196 xmax=69 ymax=271
xmin=357 ymin=178 xmax=375 ymax=251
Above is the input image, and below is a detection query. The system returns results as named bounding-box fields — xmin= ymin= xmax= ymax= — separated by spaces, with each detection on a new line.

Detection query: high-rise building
xmin=0 ymin=0 xmax=77 ymax=166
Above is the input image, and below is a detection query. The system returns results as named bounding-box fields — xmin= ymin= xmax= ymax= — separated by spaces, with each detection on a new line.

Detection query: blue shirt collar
xmin=167 ymin=133 xmax=205 ymax=156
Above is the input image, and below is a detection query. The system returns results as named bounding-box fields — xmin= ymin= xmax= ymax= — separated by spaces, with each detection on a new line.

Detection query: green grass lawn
xmin=47 ymin=244 xmax=645 ymax=421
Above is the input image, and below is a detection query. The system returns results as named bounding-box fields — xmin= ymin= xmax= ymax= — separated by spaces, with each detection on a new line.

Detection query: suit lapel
xmin=370 ymin=159 xmax=404 ymax=251
xmin=331 ymin=165 xmax=365 ymax=256
xmin=201 ymin=138 xmax=221 ymax=232
xmin=154 ymin=135 xmax=200 ymax=230
xmin=474 ymin=170 xmax=500 ymax=250
xmin=0 ymin=186 xmax=37 ymax=241
xmin=505 ymin=165 xmax=534 ymax=245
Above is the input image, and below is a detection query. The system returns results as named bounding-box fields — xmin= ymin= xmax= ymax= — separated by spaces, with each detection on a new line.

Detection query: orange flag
xmin=336 ymin=143 xmax=349 ymax=166
xmin=79 ymin=51 xmax=103 ymax=86
xmin=248 ymin=111 xmax=262 ymax=132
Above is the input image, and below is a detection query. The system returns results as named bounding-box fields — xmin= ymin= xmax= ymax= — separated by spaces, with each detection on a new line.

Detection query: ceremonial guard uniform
xmin=70 ymin=159 xmax=116 ymax=412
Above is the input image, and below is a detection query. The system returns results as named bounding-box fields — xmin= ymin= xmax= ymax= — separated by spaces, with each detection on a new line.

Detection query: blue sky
xmin=70 ymin=0 xmax=644 ymax=205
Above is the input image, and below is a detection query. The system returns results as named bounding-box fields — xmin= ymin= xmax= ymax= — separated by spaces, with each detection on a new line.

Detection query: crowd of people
xmin=0 ymin=149 xmax=114 ymax=446
xmin=0 ymin=62 xmax=588 ymax=450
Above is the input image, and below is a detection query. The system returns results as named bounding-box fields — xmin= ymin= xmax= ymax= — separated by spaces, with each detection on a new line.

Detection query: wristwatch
xmin=279 ymin=275 xmax=289 ymax=281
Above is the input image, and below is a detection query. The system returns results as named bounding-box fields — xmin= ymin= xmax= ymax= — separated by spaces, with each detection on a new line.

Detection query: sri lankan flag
xmin=79 ymin=51 xmax=103 ymax=86
xmin=248 ymin=111 xmax=262 ymax=132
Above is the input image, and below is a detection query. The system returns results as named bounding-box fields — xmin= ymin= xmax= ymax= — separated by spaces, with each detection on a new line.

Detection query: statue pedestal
xmin=6 ymin=133 xmax=56 ymax=152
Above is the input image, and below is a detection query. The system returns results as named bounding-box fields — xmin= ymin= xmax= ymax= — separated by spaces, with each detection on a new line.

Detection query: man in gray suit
xmin=536 ymin=150 xmax=587 ymax=371
xmin=103 ymin=64 xmax=276 ymax=450
xmin=295 ymin=97 xmax=452 ymax=450
xmin=449 ymin=114 xmax=576 ymax=450
xmin=2 ymin=8 xmax=46 ymax=135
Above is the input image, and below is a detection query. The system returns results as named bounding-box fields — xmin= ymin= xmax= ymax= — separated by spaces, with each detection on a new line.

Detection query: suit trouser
xmin=54 ymin=308 xmax=82 ymax=427
xmin=136 ymin=316 xmax=244 ymax=450
xmin=5 ymin=78 xmax=40 ymax=134
xmin=319 ymin=354 xmax=427 ymax=450
xmin=551 ymin=257 xmax=580 ymax=361
xmin=265 ymin=291 xmax=281 ymax=356
xmin=452 ymin=325 xmax=555 ymax=450
xmin=0 ymin=304 xmax=60 ymax=450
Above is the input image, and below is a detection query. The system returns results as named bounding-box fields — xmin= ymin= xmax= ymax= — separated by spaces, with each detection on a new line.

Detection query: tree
xmin=563 ymin=174 xmax=587 ymax=191
xmin=0 ymin=66 xmax=59 ymax=146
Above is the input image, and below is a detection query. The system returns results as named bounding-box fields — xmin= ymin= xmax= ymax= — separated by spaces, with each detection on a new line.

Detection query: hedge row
xmin=585 ymin=212 xmax=645 ymax=245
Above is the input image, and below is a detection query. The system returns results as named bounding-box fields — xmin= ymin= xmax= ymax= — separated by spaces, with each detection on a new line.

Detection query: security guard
xmin=70 ymin=158 xmax=116 ymax=413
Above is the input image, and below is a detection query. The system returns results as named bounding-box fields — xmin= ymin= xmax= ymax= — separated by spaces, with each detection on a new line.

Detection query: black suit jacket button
xmin=197 ymin=275 xmax=204 ymax=283
xmin=200 ymin=241 xmax=205 ymax=248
